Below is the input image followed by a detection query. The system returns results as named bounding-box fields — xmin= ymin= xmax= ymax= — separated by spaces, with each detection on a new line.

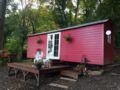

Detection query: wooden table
xmin=7 ymin=62 xmax=70 ymax=86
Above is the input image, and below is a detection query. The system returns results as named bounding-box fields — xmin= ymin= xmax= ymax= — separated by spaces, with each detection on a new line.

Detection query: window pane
xmin=54 ymin=34 xmax=59 ymax=57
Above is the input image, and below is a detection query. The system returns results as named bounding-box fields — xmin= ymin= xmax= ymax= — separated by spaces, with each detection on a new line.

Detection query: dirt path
xmin=0 ymin=66 xmax=120 ymax=90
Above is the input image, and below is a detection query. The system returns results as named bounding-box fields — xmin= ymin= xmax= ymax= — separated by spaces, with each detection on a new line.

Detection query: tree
xmin=95 ymin=0 xmax=120 ymax=47
xmin=4 ymin=0 xmax=120 ymax=60
xmin=74 ymin=0 xmax=80 ymax=23
xmin=78 ymin=0 xmax=98 ymax=23
xmin=0 ymin=0 xmax=7 ymax=50
xmin=4 ymin=0 xmax=58 ymax=60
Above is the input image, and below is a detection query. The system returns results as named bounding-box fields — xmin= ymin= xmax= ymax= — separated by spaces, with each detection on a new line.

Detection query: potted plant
xmin=34 ymin=61 xmax=43 ymax=69
xmin=37 ymin=39 xmax=42 ymax=44
xmin=64 ymin=34 xmax=72 ymax=42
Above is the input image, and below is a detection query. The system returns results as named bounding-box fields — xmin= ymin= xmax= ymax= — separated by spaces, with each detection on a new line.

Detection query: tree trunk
xmin=56 ymin=0 xmax=68 ymax=27
xmin=74 ymin=0 xmax=80 ymax=23
xmin=98 ymin=0 xmax=102 ymax=4
xmin=30 ymin=19 xmax=36 ymax=34
xmin=0 ymin=0 xmax=7 ymax=50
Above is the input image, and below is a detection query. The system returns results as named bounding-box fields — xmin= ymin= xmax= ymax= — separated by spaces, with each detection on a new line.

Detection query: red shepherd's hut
xmin=27 ymin=19 xmax=115 ymax=65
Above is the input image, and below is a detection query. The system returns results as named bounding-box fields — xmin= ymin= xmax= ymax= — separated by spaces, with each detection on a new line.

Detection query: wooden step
xmin=60 ymin=70 xmax=80 ymax=80
xmin=49 ymin=83 xmax=68 ymax=89
xmin=60 ymin=77 xmax=77 ymax=82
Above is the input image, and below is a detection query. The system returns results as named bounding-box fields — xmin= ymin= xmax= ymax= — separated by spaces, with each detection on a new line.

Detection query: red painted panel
xmin=27 ymin=22 xmax=113 ymax=65
xmin=60 ymin=24 xmax=104 ymax=65
xmin=104 ymin=22 xmax=115 ymax=64
xmin=27 ymin=35 xmax=47 ymax=58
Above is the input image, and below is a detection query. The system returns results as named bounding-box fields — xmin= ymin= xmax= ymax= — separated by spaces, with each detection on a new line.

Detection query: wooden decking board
xmin=60 ymin=77 xmax=77 ymax=82
xmin=7 ymin=62 xmax=71 ymax=86
xmin=49 ymin=83 xmax=68 ymax=89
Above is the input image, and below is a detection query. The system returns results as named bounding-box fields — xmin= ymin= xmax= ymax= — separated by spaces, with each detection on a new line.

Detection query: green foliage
xmin=5 ymin=36 xmax=18 ymax=52
xmin=51 ymin=0 xmax=76 ymax=27
xmin=95 ymin=0 xmax=120 ymax=48
xmin=115 ymin=56 xmax=120 ymax=64
xmin=0 ymin=58 xmax=10 ymax=66
xmin=80 ymin=0 xmax=97 ymax=17
xmin=35 ymin=8 xmax=59 ymax=32
xmin=116 ymin=32 xmax=120 ymax=48
xmin=4 ymin=2 xmax=59 ymax=60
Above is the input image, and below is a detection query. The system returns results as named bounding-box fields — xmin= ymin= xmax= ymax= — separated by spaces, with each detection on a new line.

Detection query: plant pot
xmin=37 ymin=39 xmax=42 ymax=44
xmin=35 ymin=63 xmax=42 ymax=69
xmin=64 ymin=35 xmax=72 ymax=42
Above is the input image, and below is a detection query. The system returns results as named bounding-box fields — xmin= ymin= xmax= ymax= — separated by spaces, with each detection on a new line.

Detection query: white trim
xmin=58 ymin=32 xmax=61 ymax=59
xmin=46 ymin=34 xmax=49 ymax=59
xmin=46 ymin=32 xmax=61 ymax=60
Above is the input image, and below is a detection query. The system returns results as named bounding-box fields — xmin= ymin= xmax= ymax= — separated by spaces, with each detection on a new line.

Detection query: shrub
xmin=115 ymin=56 xmax=120 ymax=64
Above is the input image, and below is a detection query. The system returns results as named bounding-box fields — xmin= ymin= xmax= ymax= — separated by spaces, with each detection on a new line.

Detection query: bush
xmin=115 ymin=56 xmax=120 ymax=64
xmin=0 ymin=58 xmax=9 ymax=66
xmin=34 ymin=62 xmax=43 ymax=69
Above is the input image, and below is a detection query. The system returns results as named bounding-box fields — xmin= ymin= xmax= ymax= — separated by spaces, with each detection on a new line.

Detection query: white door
xmin=47 ymin=32 xmax=61 ymax=59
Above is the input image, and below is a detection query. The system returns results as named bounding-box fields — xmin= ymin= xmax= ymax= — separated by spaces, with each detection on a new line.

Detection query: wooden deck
xmin=7 ymin=62 xmax=70 ymax=86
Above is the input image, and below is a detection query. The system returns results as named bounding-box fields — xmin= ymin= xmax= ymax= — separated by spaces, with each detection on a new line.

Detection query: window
xmin=54 ymin=34 xmax=59 ymax=57
xmin=47 ymin=32 xmax=60 ymax=59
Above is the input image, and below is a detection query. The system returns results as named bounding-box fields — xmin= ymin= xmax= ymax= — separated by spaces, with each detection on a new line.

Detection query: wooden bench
xmin=7 ymin=62 xmax=70 ymax=86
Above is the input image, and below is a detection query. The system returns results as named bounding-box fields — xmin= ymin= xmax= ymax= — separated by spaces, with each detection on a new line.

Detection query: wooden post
xmin=35 ymin=74 xmax=40 ymax=86
xmin=8 ymin=67 xmax=12 ymax=76
xmin=22 ymin=71 xmax=29 ymax=81
xmin=14 ymin=69 xmax=18 ymax=78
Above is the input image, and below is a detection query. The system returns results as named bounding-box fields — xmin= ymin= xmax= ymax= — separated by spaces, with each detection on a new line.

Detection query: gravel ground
xmin=0 ymin=65 xmax=120 ymax=90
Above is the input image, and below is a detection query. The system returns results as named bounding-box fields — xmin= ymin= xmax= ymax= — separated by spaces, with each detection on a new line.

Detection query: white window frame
xmin=46 ymin=32 xmax=61 ymax=59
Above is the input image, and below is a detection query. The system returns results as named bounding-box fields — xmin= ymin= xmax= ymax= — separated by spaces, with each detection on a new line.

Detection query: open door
xmin=47 ymin=32 xmax=61 ymax=59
